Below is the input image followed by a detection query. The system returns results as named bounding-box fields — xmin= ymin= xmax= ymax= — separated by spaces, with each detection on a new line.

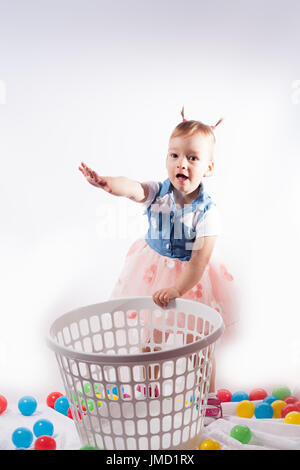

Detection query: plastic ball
xmin=263 ymin=395 xmax=278 ymax=405
xmin=107 ymin=393 xmax=118 ymax=401
xmin=249 ymin=388 xmax=268 ymax=401
xmin=271 ymin=400 xmax=287 ymax=418
xmin=281 ymin=404 xmax=300 ymax=418
xmin=54 ymin=396 xmax=69 ymax=416
xmin=199 ymin=438 xmax=222 ymax=450
xmin=231 ymin=391 xmax=250 ymax=402
xmin=217 ymin=389 xmax=232 ymax=402
xmin=83 ymin=382 xmax=92 ymax=394
xmin=284 ymin=396 xmax=298 ymax=404
xmin=236 ymin=400 xmax=255 ymax=418
xmin=18 ymin=396 xmax=37 ymax=416
xmin=95 ymin=393 xmax=103 ymax=407
xmin=46 ymin=392 xmax=63 ymax=409
xmin=33 ymin=419 xmax=54 ymax=438
xmin=254 ymin=402 xmax=274 ymax=419
xmin=80 ymin=446 xmax=98 ymax=450
xmin=0 ymin=394 xmax=7 ymax=415
xmin=86 ymin=399 xmax=94 ymax=411
xmin=295 ymin=402 xmax=300 ymax=412
xmin=34 ymin=435 xmax=56 ymax=450
xmin=230 ymin=425 xmax=252 ymax=444
xmin=284 ymin=411 xmax=300 ymax=425
xmin=272 ymin=385 xmax=291 ymax=401
xmin=12 ymin=427 xmax=34 ymax=449
xmin=67 ymin=405 xmax=85 ymax=420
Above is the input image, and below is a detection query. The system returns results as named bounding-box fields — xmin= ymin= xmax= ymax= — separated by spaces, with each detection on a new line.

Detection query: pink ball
xmin=249 ymin=388 xmax=268 ymax=401
xmin=284 ymin=396 xmax=298 ymax=404
xmin=217 ymin=389 xmax=232 ymax=402
xmin=281 ymin=403 xmax=300 ymax=418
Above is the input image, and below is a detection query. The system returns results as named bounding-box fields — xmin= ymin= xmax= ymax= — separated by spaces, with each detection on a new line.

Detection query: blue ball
xmin=254 ymin=402 xmax=274 ymax=419
xmin=33 ymin=419 xmax=54 ymax=438
xmin=12 ymin=427 xmax=33 ymax=449
xmin=54 ymin=395 xmax=69 ymax=416
xmin=231 ymin=391 xmax=250 ymax=402
xmin=18 ymin=396 xmax=37 ymax=416
xmin=263 ymin=395 xmax=278 ymax=405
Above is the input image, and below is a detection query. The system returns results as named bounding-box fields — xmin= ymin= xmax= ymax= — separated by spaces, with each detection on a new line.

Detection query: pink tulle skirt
xmin=109 ymin=238 xmax=239 ymax=329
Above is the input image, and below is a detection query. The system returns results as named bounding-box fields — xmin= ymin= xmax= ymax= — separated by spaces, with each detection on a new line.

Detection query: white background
xmin=0 ymin=0 xmax=300 ymax=401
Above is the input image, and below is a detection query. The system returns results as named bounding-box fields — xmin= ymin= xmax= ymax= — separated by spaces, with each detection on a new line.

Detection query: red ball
xmin=67 ymin=407 xmax=83 ymax=420
xmin=284 ymin=396 xmax=298 ymax=404
xmin=34 ymin=435 xmax=56 ymax=450
xmin=217 ymin=389 xmax=232 ymax=402
xmin=294 ymin=401 xmax=300 ymax=412
xmin=281 ymin=403 xmax=300 ymax=418
xmin=249 ymin=388 xmax=268 ymax=401
xmin=0 ymin=395 xmax=8 ymax=415
xmin=46 ymin=392 xmax=63 ymax=409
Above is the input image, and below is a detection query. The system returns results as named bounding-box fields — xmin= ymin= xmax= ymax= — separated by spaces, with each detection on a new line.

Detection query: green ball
xmin=272 ymin=385 xmax=291 ymax=401
xmin=86 ymin=398 xmax=94 ymax=412
xmin=230 ymin=425 xmax=252 ymax=444
xmin=83 ymin=382 xmax=91 ymax=394
xmin=80 ymin=445 xmax=98 ymax=450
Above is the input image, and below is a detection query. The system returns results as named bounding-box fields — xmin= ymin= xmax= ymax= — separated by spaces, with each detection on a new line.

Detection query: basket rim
xmin=46 ymin=296 xmax=225 ymax=364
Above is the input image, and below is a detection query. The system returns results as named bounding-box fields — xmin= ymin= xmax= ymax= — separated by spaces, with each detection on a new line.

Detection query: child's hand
xmin=78 ymin=162 xmax=112 ymax=193
xmin=152 ymin=286 xmax=181 ymax=308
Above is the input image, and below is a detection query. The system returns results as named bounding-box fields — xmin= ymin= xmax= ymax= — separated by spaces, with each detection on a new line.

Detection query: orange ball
xmin=284 ymin=411 xmax=300 ymax=425
xmin=271 ymin=400 xmax=286 ymax=418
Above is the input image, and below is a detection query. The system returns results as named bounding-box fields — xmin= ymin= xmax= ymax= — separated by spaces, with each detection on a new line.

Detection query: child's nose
xmin=177 ymin=156 xmax=188 ymax=169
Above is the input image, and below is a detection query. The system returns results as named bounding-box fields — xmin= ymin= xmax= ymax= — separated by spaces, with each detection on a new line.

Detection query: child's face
xmin=166 ymin=132 xmax=214 ymax=200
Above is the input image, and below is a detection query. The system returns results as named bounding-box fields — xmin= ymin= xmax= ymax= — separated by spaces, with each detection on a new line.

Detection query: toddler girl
xmin=79 ymin=108 xmax=239 ymax=411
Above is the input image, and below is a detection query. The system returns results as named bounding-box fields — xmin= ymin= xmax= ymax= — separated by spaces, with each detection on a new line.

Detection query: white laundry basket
xmin=47 ymin=296 xmax=224 ymax=450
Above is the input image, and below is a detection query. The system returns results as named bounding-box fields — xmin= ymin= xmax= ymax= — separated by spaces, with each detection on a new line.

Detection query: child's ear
xmin=204 ymin=161 xmax=214 ymax=177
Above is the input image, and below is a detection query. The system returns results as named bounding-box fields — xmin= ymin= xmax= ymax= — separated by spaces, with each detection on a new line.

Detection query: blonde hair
xmin=171 ymin=106 xmax=223 ymax=146
xmin=170 ymin=107 xmax=223 ymax=160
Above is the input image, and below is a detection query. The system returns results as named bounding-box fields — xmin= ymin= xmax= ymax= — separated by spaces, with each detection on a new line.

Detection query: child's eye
xmin=170 ymin=153 xmax=178 ymax=158
xmin=188 ymin=156 xmax=198 ymax=161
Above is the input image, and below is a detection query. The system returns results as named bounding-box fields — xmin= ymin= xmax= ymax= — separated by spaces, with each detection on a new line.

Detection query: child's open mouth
xmin=176 ymin=173 xmax=189 ymax=183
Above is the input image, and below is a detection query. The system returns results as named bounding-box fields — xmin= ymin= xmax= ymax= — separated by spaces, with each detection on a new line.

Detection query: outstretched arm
xmin=78 ymin=162 xmax=148 ymax=203
xmin=152 ymin=236 xmax=217 ymax=307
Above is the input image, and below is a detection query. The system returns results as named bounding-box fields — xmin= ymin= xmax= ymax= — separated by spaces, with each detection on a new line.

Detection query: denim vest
xmin=144 ymin=178 xmax=215 ymax=261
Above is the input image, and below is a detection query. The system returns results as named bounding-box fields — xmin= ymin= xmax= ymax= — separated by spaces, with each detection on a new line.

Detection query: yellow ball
xmin=284 ymin=411 xmax=300 ymax=425
xmin=271 ymin=400 xmax=286 ymax=418
xmin=199 ymin=439 xmax=222 ymax=450
xmin=236 ymin=400 xmax=255 ymax=418
xmin=108 ymin=394 xmax=119 ymax=401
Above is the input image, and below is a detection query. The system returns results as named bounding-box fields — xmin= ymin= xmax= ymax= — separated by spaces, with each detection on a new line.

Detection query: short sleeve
xmin=141 ymin=181 xmax=160 ymax=209
xmin=195 ymin=205 xmax=221 ymax=238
